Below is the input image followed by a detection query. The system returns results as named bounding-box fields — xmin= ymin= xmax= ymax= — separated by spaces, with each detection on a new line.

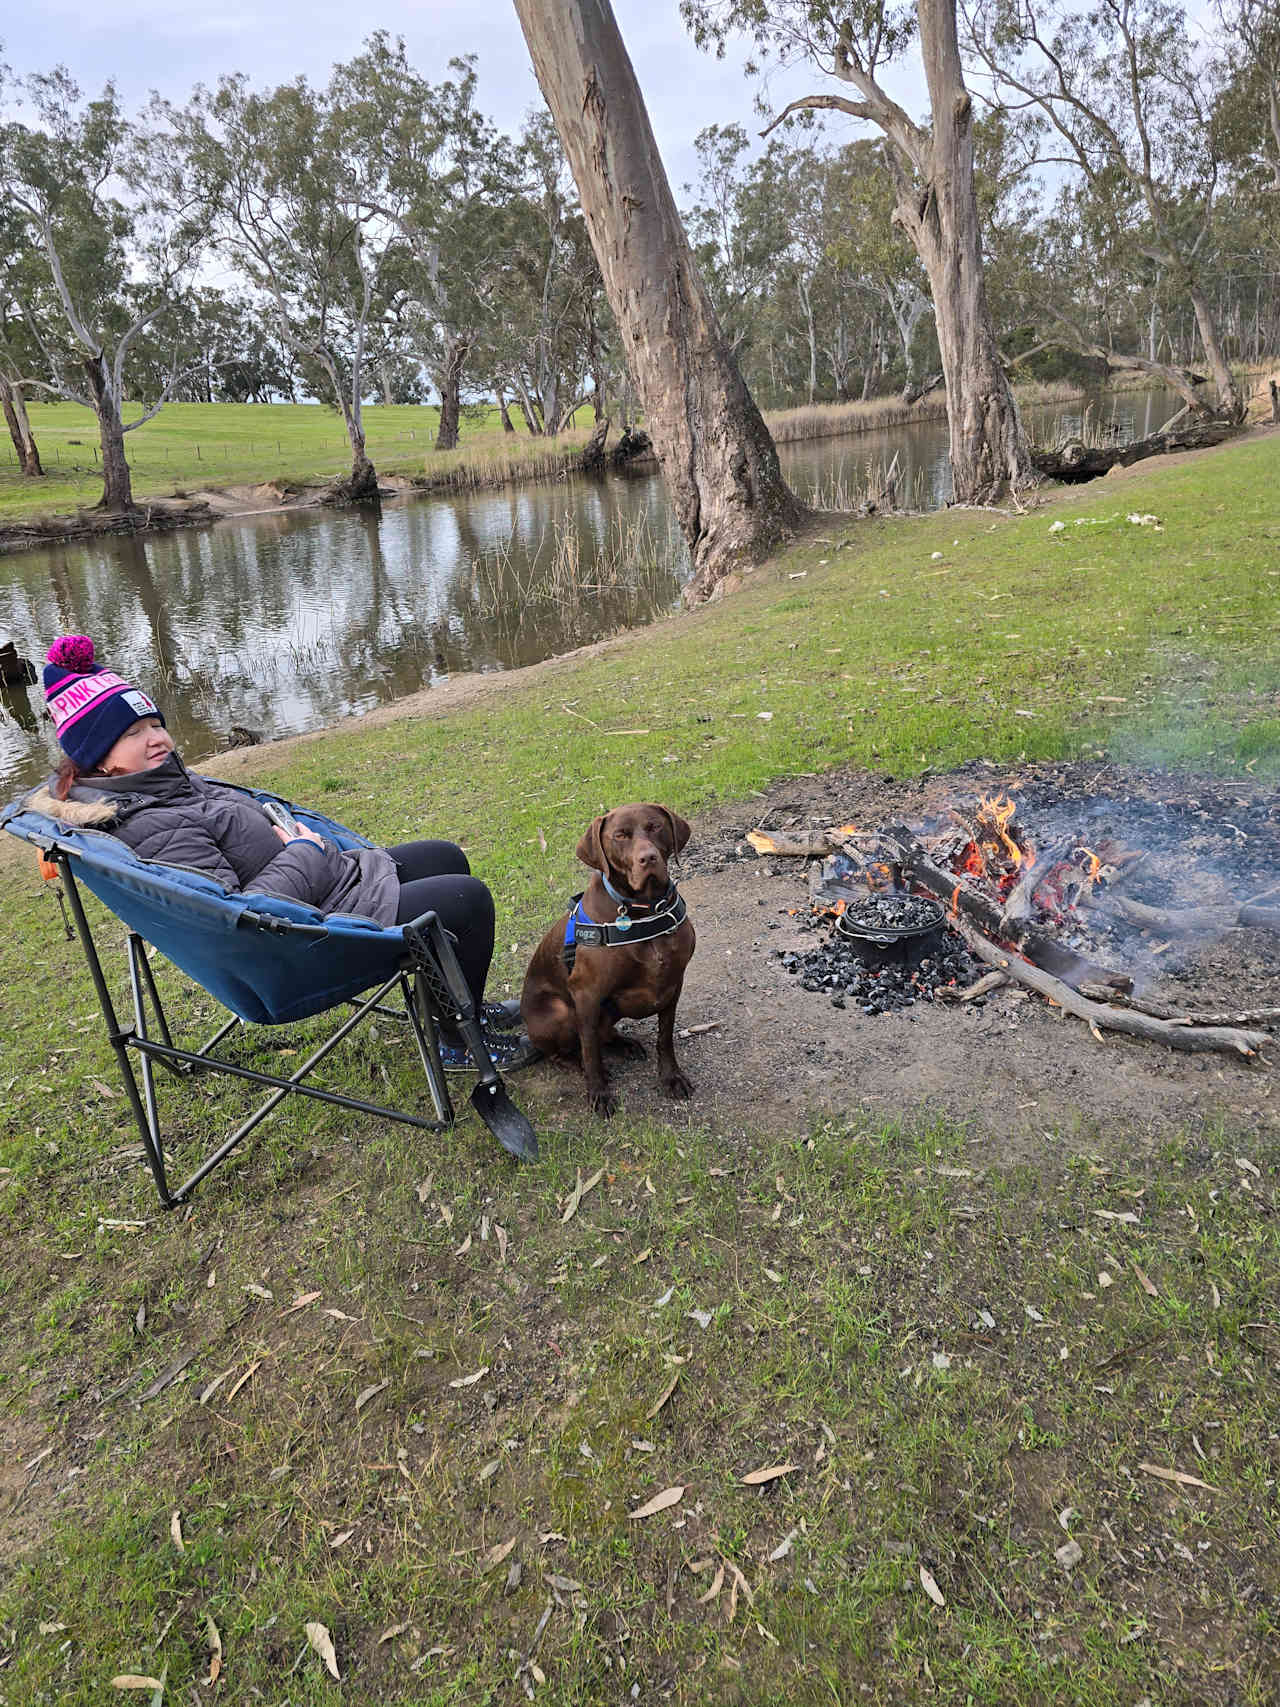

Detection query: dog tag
xmin=615 ymin=911 xmax=632 ymax=933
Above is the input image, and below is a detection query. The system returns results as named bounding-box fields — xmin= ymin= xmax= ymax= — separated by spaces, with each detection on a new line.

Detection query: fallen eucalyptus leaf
xmin=697 ymin=1562 xmax=725 ymax=1603
xmin=1138 ymin=1461 xmax=1220 ymax=1492
xmin=919 ymin=1564 xmax=946 ymax=1607
xmin=741 ymin=1463 xmax=797 ymax=1487
xmin=644 ymin=1371 xmax=680 ymax=1419
xmin=561 ymin=1166 xmax=605 ymax=1224
xmin=305 ymin=1621 xmax=341 ymax=1680
xmin=449 ymin=1366 xmax=490 ymax=1389
xmin=205 ymin=1614 xmax=222 ymax=1685
xmin=355 ymin=1378 xmax=389 ymax=1413
xmin=484 ymin=1536 xmax=519 ymax=1570
xmin=629 ymin=1485 xmax=684 ymax=1519
xmin=169 ymin=1510 xmax=183 ymax=1552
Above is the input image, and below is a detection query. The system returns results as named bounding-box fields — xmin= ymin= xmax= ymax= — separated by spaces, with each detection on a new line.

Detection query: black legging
xmin=390 ymin=841 xmax=494 ymax=1013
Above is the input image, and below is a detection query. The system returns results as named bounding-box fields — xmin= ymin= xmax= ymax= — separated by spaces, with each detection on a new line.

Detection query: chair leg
xmin=402 ymin=911 xmax=538 ymax=1163
xmin=59 ymin=862 xmax=173 ymax=1208
xmin=403 ymin=971 xmax=454 ymax=1126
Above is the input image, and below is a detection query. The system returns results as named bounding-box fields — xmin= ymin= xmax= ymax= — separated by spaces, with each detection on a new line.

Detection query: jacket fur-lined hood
xmin=25 ymin=784 xmax=119 ymax=827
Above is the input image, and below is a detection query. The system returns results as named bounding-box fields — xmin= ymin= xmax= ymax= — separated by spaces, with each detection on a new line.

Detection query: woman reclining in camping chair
xmin=30 ymin=635 xmax=535 ymax=1073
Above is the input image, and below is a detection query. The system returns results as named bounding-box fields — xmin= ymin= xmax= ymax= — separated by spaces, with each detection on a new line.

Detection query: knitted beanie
xmin=43 ymin=636 xmax=164 ymax=771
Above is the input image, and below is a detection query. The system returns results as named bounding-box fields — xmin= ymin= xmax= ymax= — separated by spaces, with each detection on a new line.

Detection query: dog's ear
xmin=576 ymin=814 xmax=610 ymax=871
xmin=652 ymin=805 xmax=691 ymax=857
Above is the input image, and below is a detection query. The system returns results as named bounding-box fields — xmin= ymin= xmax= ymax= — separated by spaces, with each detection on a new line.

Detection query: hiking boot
xmin=480 ymin=998 xmax=522 ymax=1030
xmin=438 ymin=1026 xmax=541 ymax=1075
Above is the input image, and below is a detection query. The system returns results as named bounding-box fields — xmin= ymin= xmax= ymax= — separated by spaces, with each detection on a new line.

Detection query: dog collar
xmin=598 ymin=870 xmax=676 ymax=916
xmin=563 ymin=885 xmax=686 ymax=971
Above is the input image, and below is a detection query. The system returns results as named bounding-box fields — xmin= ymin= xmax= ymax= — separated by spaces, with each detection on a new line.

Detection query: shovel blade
xmin=470 ymin=1079 xmax=539 ymax=1162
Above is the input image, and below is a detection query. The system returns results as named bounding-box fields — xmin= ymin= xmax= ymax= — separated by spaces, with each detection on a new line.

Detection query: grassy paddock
xmin=0 ymin=403 xmax=598 ymax=524
xmin=0 ymin=432 xmax=1277 ymax=1701
xmin=0 ymin=373 xmax=1209 ymax=528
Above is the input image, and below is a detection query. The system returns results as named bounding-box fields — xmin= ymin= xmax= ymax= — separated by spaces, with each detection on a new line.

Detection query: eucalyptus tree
xmin=1213 ymin=0 xmax=1280 ymax=193
xmin=325 ymin=40 xmax=511 ymax=451
xmin=964 ymin=0 xmax=1244 ymax=422
xmin=511 ymin=0 xmax=803 ymax=601
xmin=486 ymin=109 xmax=612 ymax=436
xmin=168 ymin=72 xmax=398 ymax=499
xmin=0 ymin=208 xmax=44 ymax=476
xmin=0 ymin=69 xmax=203 ymax=510
xmin=683 ymin=123 xmax=791 ymax=358
xmin=684 ymin=0 xmax=1035 ymax=502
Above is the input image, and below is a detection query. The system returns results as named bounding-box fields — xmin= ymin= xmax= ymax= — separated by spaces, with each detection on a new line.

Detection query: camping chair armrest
xmin=239 ymin=907 xmax=330 ymax=939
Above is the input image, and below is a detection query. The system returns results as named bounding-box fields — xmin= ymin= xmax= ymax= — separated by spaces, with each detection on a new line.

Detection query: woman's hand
xmin=273 ymin=822 xmax=326 ymax=849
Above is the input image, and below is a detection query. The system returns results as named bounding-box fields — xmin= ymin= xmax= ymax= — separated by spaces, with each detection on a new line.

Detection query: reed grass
xmin=468 ymin=509 xmax=680 ymax=618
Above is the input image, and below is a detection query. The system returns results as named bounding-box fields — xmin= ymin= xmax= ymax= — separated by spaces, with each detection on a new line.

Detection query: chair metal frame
xmin=8 ymin=810 xmax=537 ymax=1208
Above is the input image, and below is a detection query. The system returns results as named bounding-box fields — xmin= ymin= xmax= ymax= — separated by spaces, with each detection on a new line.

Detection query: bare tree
xmin=511 ymin=0 xmax=804 ymax=602
xmin=685 ymin=0 xmax=1036 ymax=503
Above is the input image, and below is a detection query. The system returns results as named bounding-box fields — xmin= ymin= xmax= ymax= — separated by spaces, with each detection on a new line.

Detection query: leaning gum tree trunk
xmin=84 ymin=352 xmax=135 ymax=513
xmin=511 ymin=0 xmax=805 ymax=601
xmin=764 ymin=0 xmax=1034 ymax=504
xmin=1187 ymin=282 xmax=1243 ymax=420
xmin=0 ymin=375 xmax=43 ymax=477
xmin=433 ymin=333 xmax=471 ymax=451
xmin=910 ymin=0 xmax=1034 ymax=502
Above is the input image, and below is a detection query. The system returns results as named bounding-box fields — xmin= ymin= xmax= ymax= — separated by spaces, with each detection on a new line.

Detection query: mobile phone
xmin=261 ymin=799 xmax=304 ymax=838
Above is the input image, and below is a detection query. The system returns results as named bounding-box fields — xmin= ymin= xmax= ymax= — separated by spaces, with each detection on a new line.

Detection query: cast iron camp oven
xmin=834 ymin=891 xmax=946 ymax=962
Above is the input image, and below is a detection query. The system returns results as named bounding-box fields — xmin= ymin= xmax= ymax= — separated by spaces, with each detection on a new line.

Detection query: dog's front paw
xmin=662 ymin=1069 xmax=694 ymax=1100
xmin=588 ymin=1086 xmax=619 ymax=1118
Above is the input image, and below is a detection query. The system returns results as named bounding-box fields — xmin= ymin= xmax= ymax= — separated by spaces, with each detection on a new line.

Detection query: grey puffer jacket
xmin=27 ymin=754 xmax=400 ymax=926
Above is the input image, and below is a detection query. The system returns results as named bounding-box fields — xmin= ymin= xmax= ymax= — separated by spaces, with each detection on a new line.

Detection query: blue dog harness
xmin=562 ymin=879 xmax=687 ymax=973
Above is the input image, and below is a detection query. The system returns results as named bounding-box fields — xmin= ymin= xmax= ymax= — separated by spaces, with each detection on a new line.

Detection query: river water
xmin=0 ymin=386 xmax=1182 ymax=794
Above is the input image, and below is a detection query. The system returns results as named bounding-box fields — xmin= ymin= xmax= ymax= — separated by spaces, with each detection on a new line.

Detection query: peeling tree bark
xmin=511 ymin=0 xmax=805 ymax=602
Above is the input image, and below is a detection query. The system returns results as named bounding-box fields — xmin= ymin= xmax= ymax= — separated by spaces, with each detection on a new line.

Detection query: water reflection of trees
xmin=1 ymin=387 xmax=1181 ymax=791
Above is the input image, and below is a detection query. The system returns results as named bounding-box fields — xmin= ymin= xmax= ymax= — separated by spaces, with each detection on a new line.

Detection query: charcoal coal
xmin=839 ymin=892 xmax=940 ymax=932
xmin=777 ymin=911 xmax=974 ymax=1018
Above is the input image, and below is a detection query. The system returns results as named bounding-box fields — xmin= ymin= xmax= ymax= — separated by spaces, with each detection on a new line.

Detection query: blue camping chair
xmin=1 ymin=788 xmax=538 ymax=1207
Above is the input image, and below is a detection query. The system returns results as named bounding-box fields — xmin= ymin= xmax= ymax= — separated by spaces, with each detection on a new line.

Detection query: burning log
xmin=879 ymin=825 xmax=1131 ymax=991
xmin=953 ymin=921 xmax=1269 ymax=1058
xmin=998 ymin=832 xmax=1074 ymax=932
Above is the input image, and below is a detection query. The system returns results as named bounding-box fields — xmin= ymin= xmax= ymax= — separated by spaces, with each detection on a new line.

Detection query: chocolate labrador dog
xmin=521 ymin=804 xmax=696 ymax=1117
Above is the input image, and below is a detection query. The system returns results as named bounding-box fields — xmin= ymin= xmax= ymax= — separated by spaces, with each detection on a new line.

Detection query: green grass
xmin=0 ymin=431 xmax=1278 ymax=1701
xmin=0 ymin=401 xmax=597 ymax=523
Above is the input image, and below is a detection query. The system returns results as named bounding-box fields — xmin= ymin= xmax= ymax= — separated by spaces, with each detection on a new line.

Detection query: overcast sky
xmin=4 ymin=0 xmax=926 ymax=195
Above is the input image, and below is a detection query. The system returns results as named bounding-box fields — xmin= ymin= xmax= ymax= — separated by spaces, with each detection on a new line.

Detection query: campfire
xmin=756 ymin=790 xmax=1279 ymax=1057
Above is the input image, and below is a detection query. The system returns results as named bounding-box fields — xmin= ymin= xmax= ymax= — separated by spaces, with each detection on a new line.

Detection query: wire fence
xmin=0 ymin=428 xmax=445 ymax=472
